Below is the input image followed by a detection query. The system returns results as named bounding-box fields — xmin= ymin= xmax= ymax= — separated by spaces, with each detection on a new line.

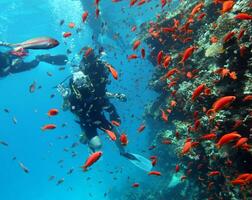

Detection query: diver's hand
xmin=57 ymin=84 xmax=70 ymax=98
xmin=116 ymin=93 xmax=127 ymax=102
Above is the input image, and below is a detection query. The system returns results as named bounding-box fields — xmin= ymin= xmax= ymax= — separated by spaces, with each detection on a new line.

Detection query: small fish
xmin=234 ymin=13 xmax=252 ymax=20
xmin=120 ymin=133 xmax=128 ymax=146
xmin=141 ymin=48 xmax=145 ymax=58
xmin=81 ymin=151 xmax=102 ymax=171
xmin=137 ymin=124 xmax=145 ymax=133
xmin=106 ymin=64 xmax=118 ymax=80
xmin=82 ymin=12 xmax=88 ymax=22
xmin=29 ymin=81 xmax=36 ymax=93
xmin=18 ymin=162 xmax=29 ymax=173
xmin=48 ymin=176 xmax=55 ymax=181
xmin=132 ymin=183 xmax=139 ymax=187
xmin=63 ymin=32 xmax=72 ymax=38
xmin=191 ymin=84 xmax=205 ymax=101
xmin=111 ymin=120 xmax=120 ymax=127
xmin=216 ymin=131 xmax=241 ymax=149
xmin=68 ymin=22 xmax=75 ymax=28
xmin=41 ymin=124 xmax=57 ymax=131
xmin=132 ymin=40 xmax=141 ymax=50
xmin=0 ymin=141 xmax=8 ymax=146
xmin=47 ymin=109 xmax=59 ymax=117
xmin=179 ymin=46 xmax=195 ymax=64
xmin=128 ymin=54 xmax=138 ymax=60
xmin=175 ymin=164 xmax=180 ymax=173
xmin=148 ymin=171 xmax=161 ymax=176
xmin=104 ymin=129 xmax=117 ymax=141
xmin=57 ymin=178 xmax=64 ymax=185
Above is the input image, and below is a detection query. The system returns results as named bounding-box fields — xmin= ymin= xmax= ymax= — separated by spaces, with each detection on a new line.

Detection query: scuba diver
xmin=0 ymin=36 xmax=68 ymax=77
xmin=57 ymin=49 xmax=152 ymax=171
xmin=0 ymin=52 xmax=68 ymax=77
xmin=58 ymin=49 xmax=126 ymax=153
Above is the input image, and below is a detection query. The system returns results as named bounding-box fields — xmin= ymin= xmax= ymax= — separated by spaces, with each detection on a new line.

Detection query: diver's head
xmin=72 ymin=71 xmax=94 ymax=92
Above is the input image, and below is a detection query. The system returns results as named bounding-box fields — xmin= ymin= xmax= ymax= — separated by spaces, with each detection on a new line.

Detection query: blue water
xmin=0 ymin=1 xmax=171 ymax=199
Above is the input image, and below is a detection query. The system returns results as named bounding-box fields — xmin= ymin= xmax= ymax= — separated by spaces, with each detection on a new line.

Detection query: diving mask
xmin=73 ymin=71 xmax=93 ymax=90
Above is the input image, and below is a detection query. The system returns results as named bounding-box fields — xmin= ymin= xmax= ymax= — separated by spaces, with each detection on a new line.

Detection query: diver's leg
xmin=81 ymin=124 xmax=102 ymax=153
xmin=11 ymin=60 xmax=39 ymax=73
xmin=99 ymin=116 xmax=126 ymax=155
xmin=36 ymin=54 xmax=68 ymax=65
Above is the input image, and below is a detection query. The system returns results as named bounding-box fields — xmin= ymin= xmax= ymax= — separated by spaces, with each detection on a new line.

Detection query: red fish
xmin=175 ymin=164 xmax=180 ymax=173
xmin=190 ymin=2 xmax=204 ymax=17
xmin=128 ymin=54 xmax=138 ymax=60
xmin=216 ymin=131 xmax=241 ymax=149
xmin=223 ymin=31 xmax=235 ymax=43
xmin=63 ymin=32 xmax=72 ymax=38
xmin=41 ymin=124 xmax=56 ymax=131
xmin=208 ymin=171 xmax=221 ymax=176
xmin=82 ymin=12 xmax=88 ymax=22
xmin=85 ymin=47 xmax=93 ymax=57
xmin=111 ymin=120 xmax=120 ymax=127
xmin=47 ymin=109 xmax=59 ymax=116
xmin=160 ymin=109 xmax=168 ymax=122
xmin=161 ymin=0 xmax=167 ymax=8
xmin=234 ymin=13 xmax=252 ymax=20
xmin=137 ymin=124 xmax=145 ymax=133
xmin=200 ymin=133 xmax=216 ymax=140
xmin=157 ymin=50 xmax=163 ymax=65
xmin=132 ymin=183 xmax=140 ymax=187
xmin=233 ymin=137 xmax=248 ymax=148
xmin=120 ymin=133 xmax=128 ymax=146
xmin=81 ymin=151 xmax=102 ymax=171
xmin=141 ymin=48 xmax=145 ymax=58
xmin=148 ymin=171 xmax=161 ymax=176
xmin=130 ymin=0 xmax=138 ymax=6
xmin=68 ymin=22 xmax=75 ymax=28
xmin=179 ymin=46 xmax=195 ymax=64
xmin=207 ymin=96 xmax=236 ymax=118
xmin=95 ymin=8 xmax=100 ymax=18
xmin=132 ymin=40 xmax=141 ymax=50
xmin=191 ymin=84 xmax=205 ymax=101
xmin=181 ymin=140 xmax=192 ymax=155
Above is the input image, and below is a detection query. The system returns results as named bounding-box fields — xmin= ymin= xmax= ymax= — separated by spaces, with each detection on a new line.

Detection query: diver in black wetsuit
xmin=0 ymin=51 xmax=68 ymax=77
xmin=58 ymin=49 xmax=127 ymax=153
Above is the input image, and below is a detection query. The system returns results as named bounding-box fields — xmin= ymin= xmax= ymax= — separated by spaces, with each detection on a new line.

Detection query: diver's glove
xmin=115 ymin=93 xmax=127 ymax=102
xmin=57 ymin=84 xmax=70 ymax=98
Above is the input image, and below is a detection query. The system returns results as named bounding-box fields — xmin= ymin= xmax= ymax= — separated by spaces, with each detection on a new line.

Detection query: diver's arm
xmin=36 ymin=54 xmax=68 ymax=65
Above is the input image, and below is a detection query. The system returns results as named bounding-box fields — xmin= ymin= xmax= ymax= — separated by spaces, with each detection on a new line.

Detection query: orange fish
xmin=190 ymin=2 xmax=204 ymax=17
xmin=163 ymin=55 xmax=172 ymax=68
xmin=216 ymin=131 xmax=241 ymax=149
xmin=41 ymin=124 xmax=56 ymax=131
xmin=85 ymin=48 xmax=93 ymax=57
xmin=104 ymin=129 xmax=117 ymax=141
xmin=120 ymin=133 xmax=128 ymax=146
xmin=181 ymin=140 xmax=192 ymax=155
xmin=242 ymin=95 xmax=252 ymax=102
xmin=148 ymin=171 xmax=161 ymax=176
xmin=160 ymin=109 xmax=168 ymax=122
xmin=170 ymin=100 xmax=177 ymax=107
xmin=47 ymin=109 xmax=59 ymax=116
xmin=207 ymin=96 xmax=236 ymax=118
xmin=81 ymin=151 xmax=102 ymax=171
xmin=191 ymin=84 xmax=205 ymax=101
xmin=221 ymin=1 xmax=234 ymax=14
xmin=133 ymin=40 xmax=141 ymax=50
xmin=210 ymin=36 xmax=218 ymax=43
xmin=106 ymin=64 xmax=118 ymax=80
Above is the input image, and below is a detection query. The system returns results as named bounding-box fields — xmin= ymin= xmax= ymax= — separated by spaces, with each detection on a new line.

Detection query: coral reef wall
xmin=113 ymin=0 xmax=252 ymax=199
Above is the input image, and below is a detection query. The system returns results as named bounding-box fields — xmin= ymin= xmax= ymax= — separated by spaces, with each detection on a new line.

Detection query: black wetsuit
xmin=68 ymin=56 xmax=120 ymax=140
xmin=0 ymin=52 xmax=67 ymax=77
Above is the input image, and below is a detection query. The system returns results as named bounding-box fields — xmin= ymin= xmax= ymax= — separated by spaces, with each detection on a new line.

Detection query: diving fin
xmin=123 ymin=152 xmax=152 ymax=172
